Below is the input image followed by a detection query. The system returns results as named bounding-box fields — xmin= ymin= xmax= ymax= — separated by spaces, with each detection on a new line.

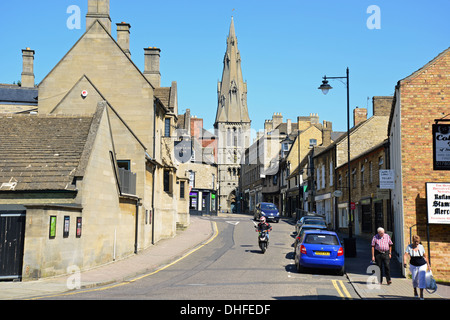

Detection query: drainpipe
xmin=152 ymin=100 xmax=157 ymax=245
xmin=134 ymin=198 xmax=142 ymax=254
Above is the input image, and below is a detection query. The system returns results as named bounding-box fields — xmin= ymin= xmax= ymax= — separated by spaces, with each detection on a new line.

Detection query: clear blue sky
xmin=1 ymin=0 xmax=449 ymax=133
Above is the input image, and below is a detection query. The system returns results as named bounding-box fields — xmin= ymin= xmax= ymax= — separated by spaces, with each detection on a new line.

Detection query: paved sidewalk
xmin=0 ymin=216 xmax=216 ymax=300
xmin=342 ymin=232 xmax=450 ymax=300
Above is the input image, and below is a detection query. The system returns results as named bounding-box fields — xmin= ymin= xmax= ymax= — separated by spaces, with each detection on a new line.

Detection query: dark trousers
xmin=375 ymin=251 xmax=391 ymax=283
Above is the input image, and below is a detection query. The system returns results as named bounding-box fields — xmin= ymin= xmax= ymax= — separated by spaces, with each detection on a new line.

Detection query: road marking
xmin=332 ymin=279 xmax=352 ymax=299
xmin=226 ymin=221 xmax=240 ymax=225
xmin=28 ymin=221 xmax=219 ymax=300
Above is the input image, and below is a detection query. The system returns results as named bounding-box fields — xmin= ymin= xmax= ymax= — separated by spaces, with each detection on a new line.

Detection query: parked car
xmin=294 ymin=230 xmax=345 ymax=275
xmin=254 ymin=202 xmax=280 ymax=223
xmin=295 ymin=216 xmax=326 ymax=234
xmin=293 ymin=224 xmax=328 ymax=249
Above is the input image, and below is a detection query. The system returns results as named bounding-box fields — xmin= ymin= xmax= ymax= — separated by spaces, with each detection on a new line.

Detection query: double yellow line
xmin=28 ymin=221 xmax=219 ymax=300
xmin=332 ymin=279 xmax=352 ymax=299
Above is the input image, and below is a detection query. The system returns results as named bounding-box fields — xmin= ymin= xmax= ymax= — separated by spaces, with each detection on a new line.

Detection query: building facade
xmin=389 ymin=47 xmax=450 ymax=281
xmin=0 ymin=0 xmax=189 ymax=280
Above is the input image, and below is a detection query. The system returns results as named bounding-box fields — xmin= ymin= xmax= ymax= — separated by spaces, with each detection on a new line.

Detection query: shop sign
xmin=433 ymin=123 xmax=450 ymax=170
xmin=426 ymin=182 xmax=450 ymax=224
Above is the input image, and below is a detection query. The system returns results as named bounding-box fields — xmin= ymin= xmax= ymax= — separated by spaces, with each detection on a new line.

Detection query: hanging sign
xmin=433 ymin=123 xmax=450 ymax=170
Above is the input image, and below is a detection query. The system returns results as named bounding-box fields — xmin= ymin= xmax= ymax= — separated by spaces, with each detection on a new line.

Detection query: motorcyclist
xmin=255 ymin=216 xmax=272 ymax=242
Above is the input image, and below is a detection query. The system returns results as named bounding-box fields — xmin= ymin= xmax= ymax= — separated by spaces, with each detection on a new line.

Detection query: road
xmin=44 ymin=214 xmax=359 ymax=300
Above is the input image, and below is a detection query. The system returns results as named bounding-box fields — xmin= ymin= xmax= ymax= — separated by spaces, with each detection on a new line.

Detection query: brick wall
xmin=398 ymin=48 xmax=450 ymax=281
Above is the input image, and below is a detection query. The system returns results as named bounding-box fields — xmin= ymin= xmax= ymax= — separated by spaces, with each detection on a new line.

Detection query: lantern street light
xmin=318 ymin=67 xmax=356 ymax=257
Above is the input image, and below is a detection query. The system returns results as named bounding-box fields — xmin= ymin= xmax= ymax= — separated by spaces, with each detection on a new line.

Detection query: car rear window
xmin=304 ymin=234 xmax=339 ymax=245
xmin=304 ymin=219 xmax=326 ymax=226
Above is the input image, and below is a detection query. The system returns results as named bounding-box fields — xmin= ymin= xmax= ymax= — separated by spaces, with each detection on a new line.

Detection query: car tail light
xmin=337 ymin=247 xmax=344 ymax=257
xmin=300 ymin=245 xmax=307 ymax=255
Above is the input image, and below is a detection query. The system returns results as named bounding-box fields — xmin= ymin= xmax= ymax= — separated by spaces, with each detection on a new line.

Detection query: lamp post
xmin=318 ymin=67 xmax=356 ymax=257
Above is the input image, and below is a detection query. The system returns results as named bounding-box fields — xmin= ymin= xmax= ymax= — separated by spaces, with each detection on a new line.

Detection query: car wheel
xmin=337 ymin=266 xmax=345 ymax=276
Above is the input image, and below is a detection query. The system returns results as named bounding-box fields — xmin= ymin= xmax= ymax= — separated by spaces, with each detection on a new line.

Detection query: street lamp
xmin=318 ymin=67 xmax=356 ymax=258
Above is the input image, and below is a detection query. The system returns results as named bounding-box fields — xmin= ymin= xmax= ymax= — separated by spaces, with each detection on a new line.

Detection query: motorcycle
xmin=255 ymin=227 xmax=269 ymax=254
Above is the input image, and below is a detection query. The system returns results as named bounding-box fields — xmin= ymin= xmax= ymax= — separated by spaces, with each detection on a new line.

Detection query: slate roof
xmin=0 ymin=114 xmax=95 ymax=191
xmin=0 ymin=84 xmax=38 ymax=105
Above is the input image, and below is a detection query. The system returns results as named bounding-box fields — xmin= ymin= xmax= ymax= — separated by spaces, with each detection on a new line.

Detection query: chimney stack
xmin=21 ymin=48 xmax=35 ymax=88
xmin=322 ymin=120 xmax=332 ymax=147
xmin=272 ymin=112 xmax=283 ymax=130
xmin=86 ymin=0 xmax=111 ymax=33
xmin=143 ymin=47 xmax=161 ymax=88
xmin=353 ymin=107 xmax=367 ymax=127
xmin=372 ymin=96 xmax=394 ymax=116
xmin=116 ymin=22 xmax=131 ymax=57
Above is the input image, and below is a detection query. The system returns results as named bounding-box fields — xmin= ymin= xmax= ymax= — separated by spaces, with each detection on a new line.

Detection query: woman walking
xmin=403 ymin=235 xmax=431 ymax=300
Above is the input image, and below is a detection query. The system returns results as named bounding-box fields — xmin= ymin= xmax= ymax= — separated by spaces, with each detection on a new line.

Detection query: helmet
xmin=260 ymin=216 xmax=266 ymax=223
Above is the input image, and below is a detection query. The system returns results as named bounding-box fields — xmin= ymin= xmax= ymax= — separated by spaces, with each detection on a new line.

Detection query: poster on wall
xmin=433 ymin=123 xmax=450 ymax=170
xmin=426 ymin=183 xmax=450 ymax=224
xmin=76 ymin=217 xmax=82 ymax=238
xmin=49 ymin=216 xmax=57 ymax=238
xmin=63 ymin=216 xmax=70 ymax=238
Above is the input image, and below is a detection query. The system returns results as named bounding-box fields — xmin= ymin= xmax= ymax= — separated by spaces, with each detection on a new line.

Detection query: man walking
xmin=371 ymin=227 xmax=393 ymax=285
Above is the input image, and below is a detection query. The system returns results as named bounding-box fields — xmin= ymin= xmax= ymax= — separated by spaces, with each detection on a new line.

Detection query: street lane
xmin=45 ymin=214 xmax=358 ymax=300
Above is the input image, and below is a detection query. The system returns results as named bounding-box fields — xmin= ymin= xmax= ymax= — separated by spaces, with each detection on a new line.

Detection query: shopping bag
xmin=425 ymin=270 xmax=437 ymax=294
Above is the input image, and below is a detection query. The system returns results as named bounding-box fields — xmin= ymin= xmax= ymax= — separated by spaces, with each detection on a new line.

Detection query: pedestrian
xmin=403 ymin=235 xmax=430 ymax=300
xmin=371 ymin=227 xmax=393 ymax=285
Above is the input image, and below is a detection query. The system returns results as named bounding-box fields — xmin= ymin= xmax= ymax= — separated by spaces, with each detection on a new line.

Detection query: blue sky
xmin=1 ymin=0 xmax=449 ymax=133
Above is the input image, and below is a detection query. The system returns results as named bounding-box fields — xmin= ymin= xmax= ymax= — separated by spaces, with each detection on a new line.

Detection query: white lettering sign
xmin=426 ymin=183 xmax=450 ymax=224
xmin=379 ymin=170 xmax=394 ymax=189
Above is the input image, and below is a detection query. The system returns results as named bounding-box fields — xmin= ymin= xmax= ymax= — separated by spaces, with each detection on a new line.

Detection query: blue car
xmin=294 ymin=230 xmax=345 ymax=275
xmin=254 ymin=202 xmax=280 ymax=223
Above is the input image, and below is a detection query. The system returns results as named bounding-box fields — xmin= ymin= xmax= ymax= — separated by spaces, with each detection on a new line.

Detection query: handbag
xmin=425 ymin=270 xmax=437 ymax=294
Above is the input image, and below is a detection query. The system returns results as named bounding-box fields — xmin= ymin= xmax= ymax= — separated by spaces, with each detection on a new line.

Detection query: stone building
xmin=309 ymin=97 xmax=392 ymax=232
xmin=214 ymin=17 xmax=251 ymax=213
xmin=335 ymin=139 xmax=391 ymax=234
xmin=0 ymin=105 xmax=144 ymax=280
xmin=389 ymin=47 xmax=450 ymax=281
xmin=176 ymin=110 xmax=218 ymax=216
xmin=0 ymin=0 xmax=188 ymax=280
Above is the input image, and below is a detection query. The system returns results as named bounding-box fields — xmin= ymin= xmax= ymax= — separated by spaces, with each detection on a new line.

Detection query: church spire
xmin=215 ymin=17 xmax=250 ymax=126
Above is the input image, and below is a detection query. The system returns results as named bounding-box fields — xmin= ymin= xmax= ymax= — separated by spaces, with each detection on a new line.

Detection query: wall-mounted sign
xmin=76 ymin=217 xmax=82 ymax=238
xmin=426 ymin=183 xmax=450 ymax=224
xmin=63 ymin=216 xmax=70 ymax=238
xmin=379 ymin=170 xmax=395 ymax=189
xmin=433 ymin=123 xmax=450 ymax=170
xmin=49 ymin=216 xmax=57 ymax=239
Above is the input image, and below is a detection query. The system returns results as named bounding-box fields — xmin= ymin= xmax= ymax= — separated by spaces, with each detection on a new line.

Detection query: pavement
xmin=0 ymin=215 xmax=448 ymax=300
xmin=341 ymin=232 xmax=450 ymax=300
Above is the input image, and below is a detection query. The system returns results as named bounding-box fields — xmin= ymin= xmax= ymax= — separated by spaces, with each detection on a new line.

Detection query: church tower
xmin=214 ymin=17 xmax=251 ymax=213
